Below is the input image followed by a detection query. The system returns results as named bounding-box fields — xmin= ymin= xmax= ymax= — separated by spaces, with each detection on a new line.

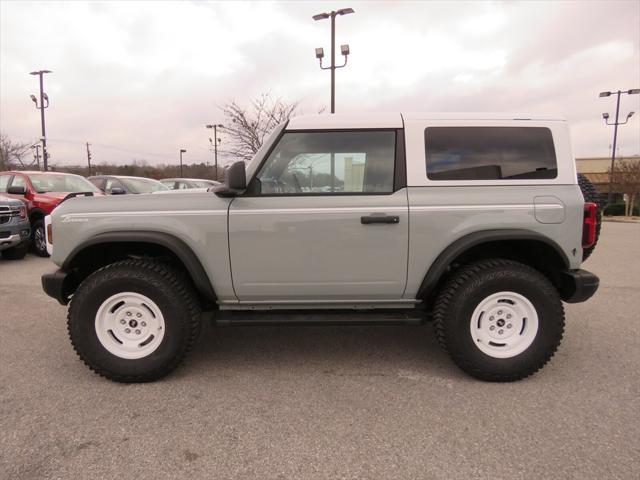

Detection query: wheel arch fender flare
xmin=416 ymin=229 xmax=571 ymax=299
xmin=63 ymin=231 xmax=217 ymax=302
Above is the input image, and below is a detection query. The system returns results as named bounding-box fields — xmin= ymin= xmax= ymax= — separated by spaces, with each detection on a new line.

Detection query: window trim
xmin=243 ymin=128 xmax=406 ymax=197
xmin=424 ymin=126 xmax=558 ymax=182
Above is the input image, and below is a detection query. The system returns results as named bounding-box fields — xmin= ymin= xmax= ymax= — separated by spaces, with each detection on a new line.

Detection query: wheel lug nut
xmin=120 ymin=319 xmax=126 ymax=324
xmin=490 ymin=326 xmax=495 ymax=331
xmin=126 ymin=312 xmax=132 ymax=316
xmin=141 ymin=321 xmax=147 ymax=327
xmin=497 ymin=310 xmax=503 ymax=315
xmin=506 ymin=314 xmax=512 ymax=319
xmin=135 ymin=329 xmax=141 ymax=335
xmin=125 ymin=328 xmax=131 ymax=333
xmin=507 ymin=324 xmax=512 ymax=329
xmin=498 ymin=329 xmax=504 ymax=334
xmin=489 ymin=316 xmax=494 ymax=321
xmin=136 ymin=313 xmax=142 ymax=318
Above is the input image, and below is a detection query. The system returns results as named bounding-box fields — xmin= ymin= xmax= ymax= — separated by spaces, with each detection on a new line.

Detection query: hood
xmin=34 ymin=191 xmax=104 ymax=200
xmin=0 ymin=194 xmax=25 ymax=206
xmin=52 ymin=189 xmax=230 ymax=219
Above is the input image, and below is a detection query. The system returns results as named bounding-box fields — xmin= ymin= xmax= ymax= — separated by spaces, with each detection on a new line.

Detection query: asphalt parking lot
xmin=1 ymin=222 xmax=639 ymax=479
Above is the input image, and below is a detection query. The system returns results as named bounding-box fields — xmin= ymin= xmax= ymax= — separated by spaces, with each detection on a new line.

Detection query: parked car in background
xmin=0 ymin=195 xmax=30 ymax=260
xmin=88 ymin=175 xmax=169 ymax=195
xmin=0 ymin=171 xmax=100 ymax=257
xmin=160 ymin=178 xmax=221 ymax=190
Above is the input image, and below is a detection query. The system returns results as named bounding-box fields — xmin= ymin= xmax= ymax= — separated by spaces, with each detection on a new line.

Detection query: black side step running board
xmin=207 ymin=308 xmax=429 ymax=326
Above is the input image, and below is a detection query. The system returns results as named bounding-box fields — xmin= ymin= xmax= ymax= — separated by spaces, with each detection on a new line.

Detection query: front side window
xmin=0 ymin=175 xmax=10 ymax=192
xmin=10 ymin=176 xmax=26 ymax=190
xmin=255 ymin=130 xmax=396 ymax=194
xmin=425 ymin=127 xmax=557 ymax=180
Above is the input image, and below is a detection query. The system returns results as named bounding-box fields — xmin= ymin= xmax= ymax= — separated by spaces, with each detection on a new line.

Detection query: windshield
xmin=28 ymin=174 xmax=100 ymax=193
xmin=120 ymin=177 xmax=169 ymax=194
xmin=245 ymin=121 xmax=288 ymax=181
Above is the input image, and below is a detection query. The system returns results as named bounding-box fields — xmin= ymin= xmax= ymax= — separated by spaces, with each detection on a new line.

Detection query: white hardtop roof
xmin=286 ymin=112 xmax=565 ymax=129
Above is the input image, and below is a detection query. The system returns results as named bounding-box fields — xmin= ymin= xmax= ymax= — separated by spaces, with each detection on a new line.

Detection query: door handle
xmin=361 ymin=215 xmax=400 ymax=225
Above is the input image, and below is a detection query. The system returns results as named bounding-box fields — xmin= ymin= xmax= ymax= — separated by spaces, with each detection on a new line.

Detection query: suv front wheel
xmin=67 ymin=259 xmax=202 ymax=382
xmin=433 ymin=259 xmax=565 ymax=382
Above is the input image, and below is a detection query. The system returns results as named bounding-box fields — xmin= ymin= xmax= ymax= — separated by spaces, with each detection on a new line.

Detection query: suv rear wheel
xmin=433 ymin=259 xmax=564 ymax=382
xmin=67 ymin=259 xmax=202 ymax=382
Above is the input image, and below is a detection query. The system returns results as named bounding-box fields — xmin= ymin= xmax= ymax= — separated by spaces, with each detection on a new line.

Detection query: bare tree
xmin=611 ymin=159 xmax=640 ymax=216
xmin=0 ymin=134 xmax=32 ymax=170
xmin=219 ymin=93 xmax=300 ymax=162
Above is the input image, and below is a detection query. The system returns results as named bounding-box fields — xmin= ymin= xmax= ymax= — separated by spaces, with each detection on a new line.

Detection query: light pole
xmin=179 ymin=149 xmax=186 ymax=178
xmin=29 ymin=70 xmax=52 ymax=171
xmin=313 ymin=8 xmax=354 ymax=114
xmin=205 ymin=124 xmax=223 ymax=180
xmin=31 ymin=144 xmax=41 ymax=170
xmin=600 ymin=88 xmax=640 ymax=205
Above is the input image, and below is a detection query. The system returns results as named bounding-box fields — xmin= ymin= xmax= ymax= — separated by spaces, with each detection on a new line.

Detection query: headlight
xmin=19 ymin=205 xmax=27 ymax=219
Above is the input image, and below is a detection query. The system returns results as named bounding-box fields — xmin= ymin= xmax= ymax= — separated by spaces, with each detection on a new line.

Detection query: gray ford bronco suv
xmin=42 ymin=113 xmax=600 ymax=383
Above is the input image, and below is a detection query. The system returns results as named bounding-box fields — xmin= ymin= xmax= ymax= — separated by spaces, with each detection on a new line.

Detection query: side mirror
xmin=226 ymin=161 xmax=247 ymax=191
xmin=8 ymin=185 xmax=26 ymax=195
xmin=214 ymin=161 xmax=246 ymax=196
xmin=110 ymin=187 xmax=126 ymax=195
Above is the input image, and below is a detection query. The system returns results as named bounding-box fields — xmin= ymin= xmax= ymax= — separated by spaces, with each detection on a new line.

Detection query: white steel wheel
xmin=470 ymin=291 xmax=539 ymax=359
xmin=95 ymin=292 xmax=166 ymax=360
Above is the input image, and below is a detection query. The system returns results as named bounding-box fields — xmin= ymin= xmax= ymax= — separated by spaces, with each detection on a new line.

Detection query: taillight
xmin=47 ymin=223 xmax=53 ymax=245
xmin=582 ymin=202 xmax=597 ymax=249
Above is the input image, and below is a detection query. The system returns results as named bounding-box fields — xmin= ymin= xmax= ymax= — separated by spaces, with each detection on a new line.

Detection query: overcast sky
xmin=1 ymin=0 xmax=639 ymax=168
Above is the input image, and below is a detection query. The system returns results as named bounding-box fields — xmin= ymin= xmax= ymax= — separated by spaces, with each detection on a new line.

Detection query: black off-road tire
xmin=67 ymin=259 xmax=202 ymax=383
xmin=31 ymin=219 xmax=49 ymax=257
xmin=577 ymin=173 xmax=602 ymax=261
xmin=1 ymin=242 xmax=28 ymax=260
xmin=433 ymin=259 xmax=565 ymax=382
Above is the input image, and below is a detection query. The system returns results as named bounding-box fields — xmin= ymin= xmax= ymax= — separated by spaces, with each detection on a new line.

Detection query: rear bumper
xmin=42 ymin=269 xmax=71 ymax=305
xmin=560 ymin=269 xmax=599 ymax=303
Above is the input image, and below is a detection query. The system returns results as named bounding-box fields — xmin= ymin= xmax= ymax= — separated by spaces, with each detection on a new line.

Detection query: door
xmin=228 ymin=129 xmax=409 ymax=302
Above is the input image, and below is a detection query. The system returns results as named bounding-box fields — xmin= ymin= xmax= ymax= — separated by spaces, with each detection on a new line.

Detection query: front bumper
xmin=0 ymin=228 xmax=30 ymax=251
xmin=42 ymin=269 xmax=71 ymax=305
xmin=559 ymin=269 xmax=599 ymax=303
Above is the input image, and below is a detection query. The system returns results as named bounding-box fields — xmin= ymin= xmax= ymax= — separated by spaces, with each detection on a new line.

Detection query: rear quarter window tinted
xmin=425 ymin=127 xmax=557 ymax=180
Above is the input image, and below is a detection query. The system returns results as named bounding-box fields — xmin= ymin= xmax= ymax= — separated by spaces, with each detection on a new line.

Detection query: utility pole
xmin=313 ymin=8 xmax=354 ymax=113
xmin=86 ymin=142 xmax=92 ymax=176
xmin=206 ymin=124 xmax=223 ymax=180
xmin=600 ymin=88 xmax=639 ymax=205
xmin=31 ymin=144 xmax=41 ymax=170
xmin=29 ymin=70 xmax=52 ymax=171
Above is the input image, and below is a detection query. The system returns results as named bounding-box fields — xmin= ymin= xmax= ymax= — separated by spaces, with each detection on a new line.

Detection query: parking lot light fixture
xmin=29 ymin=69 xmax=52 ymax=171
xmin=205 ymin=124 xmax=224 ymax=180
xmin=599 ymin=88 xmax=640 ymax=205
xmin=313 ymin=7 xmax=354 ymax=113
